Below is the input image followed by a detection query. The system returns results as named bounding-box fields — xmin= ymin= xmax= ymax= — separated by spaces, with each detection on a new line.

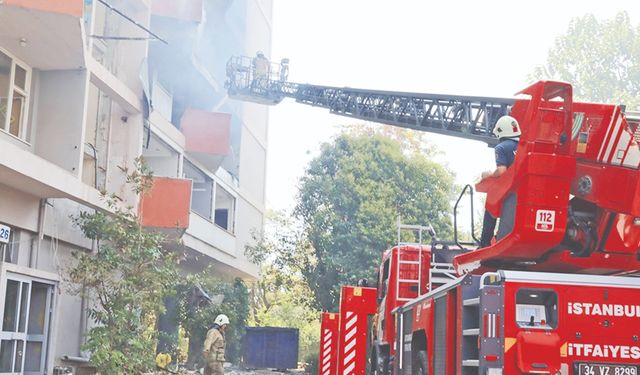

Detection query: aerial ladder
xmin=227 ymin=57 xmax=640 ymax=374
xmin=226 ymin=55 xmax=640 ymax=277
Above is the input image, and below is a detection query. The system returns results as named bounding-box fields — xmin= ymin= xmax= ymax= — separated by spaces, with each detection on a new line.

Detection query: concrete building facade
xmin=0 ymin=0 xmax=271 ymax=373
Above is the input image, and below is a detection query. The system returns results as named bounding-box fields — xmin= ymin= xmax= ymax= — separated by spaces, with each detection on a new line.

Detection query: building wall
xmin=0 ymin=0 xmax=271 ymax=373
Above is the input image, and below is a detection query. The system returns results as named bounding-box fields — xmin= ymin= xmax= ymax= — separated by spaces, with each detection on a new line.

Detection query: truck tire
xmin=414 ymin=350 xmax=428 ymax=375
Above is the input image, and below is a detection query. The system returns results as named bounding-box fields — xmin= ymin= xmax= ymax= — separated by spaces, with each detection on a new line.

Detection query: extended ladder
xmin=226 ymin=56 xmax=513 ymax=146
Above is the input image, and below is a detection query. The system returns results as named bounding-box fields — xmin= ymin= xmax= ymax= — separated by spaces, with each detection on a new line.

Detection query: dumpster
xmin=242 ymin=327 xmax=299 ymax=369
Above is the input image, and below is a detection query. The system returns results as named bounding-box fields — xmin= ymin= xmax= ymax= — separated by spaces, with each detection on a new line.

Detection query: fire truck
xmin=226 ymin=56 xmax=640 ymax=375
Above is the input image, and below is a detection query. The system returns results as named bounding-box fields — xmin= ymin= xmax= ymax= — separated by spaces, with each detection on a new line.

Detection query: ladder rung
xmin=399 ymin=260 xmax=421 ymax=265
xmin=463 ymin=328 xmax=479 ymax=336
xmin=398 ymin=278 xmax=420 ymax=283
xmin=463 ymin=297 xmax=479 ymax=306
xmin=462 ymin=359 xmax=479 ymax=367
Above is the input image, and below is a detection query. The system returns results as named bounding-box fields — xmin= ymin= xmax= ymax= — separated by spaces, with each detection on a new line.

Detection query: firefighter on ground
xmin=479 ymin=115 xmax=521 ymax=248
xmin=203 ymin=314 xmax=230 ymax=375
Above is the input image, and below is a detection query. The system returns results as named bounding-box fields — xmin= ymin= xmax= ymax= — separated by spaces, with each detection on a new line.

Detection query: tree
xmin=532 ymin=11 xmax=640 ymax=109
xmin=67 ymin=161 xmax=180 ymax=374
xmin=245 ymin=211 xmax=320 ymax=368
xmin=295 ymin=133 xmax=456 ymax=310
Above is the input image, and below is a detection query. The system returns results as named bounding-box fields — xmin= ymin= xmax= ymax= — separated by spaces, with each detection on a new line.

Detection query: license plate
xmin=576 ymin=363 xmax=639 ymax=375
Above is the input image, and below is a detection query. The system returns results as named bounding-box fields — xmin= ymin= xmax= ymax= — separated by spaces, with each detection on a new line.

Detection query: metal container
xmin=242 ymin=326 xmax=299 ymax=369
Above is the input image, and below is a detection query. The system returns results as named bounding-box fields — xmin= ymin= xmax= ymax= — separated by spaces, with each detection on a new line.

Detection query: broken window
xmin=214 ymin=184 xmax=236 ymax=233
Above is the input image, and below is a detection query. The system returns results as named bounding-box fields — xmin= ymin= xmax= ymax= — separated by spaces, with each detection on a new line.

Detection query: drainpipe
xmin=30 ymin=198 xmax=47 ymax=268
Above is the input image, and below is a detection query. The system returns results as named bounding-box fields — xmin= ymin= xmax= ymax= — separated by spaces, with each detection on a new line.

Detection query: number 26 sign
xmin=0 ymin=224 xmax=11 ymax=244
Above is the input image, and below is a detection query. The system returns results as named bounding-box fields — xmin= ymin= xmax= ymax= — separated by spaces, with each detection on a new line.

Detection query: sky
xmin=264 ymin=0 xmax=640 ymax=221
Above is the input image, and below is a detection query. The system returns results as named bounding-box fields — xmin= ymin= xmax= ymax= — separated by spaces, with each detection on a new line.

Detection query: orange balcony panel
xmin=139 ymin=177 xmax=192 ymax=230
xmin=152 ymin=0 xmax=203 ymax=22
xmin=4 ymin=0 xmax=83 ymax=17
xmin=181 ymin=109 xmax=231 ymax=171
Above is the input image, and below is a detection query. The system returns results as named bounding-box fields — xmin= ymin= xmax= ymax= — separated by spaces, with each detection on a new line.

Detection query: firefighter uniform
xmin=203 ymin=326 xmax=226 ymax=375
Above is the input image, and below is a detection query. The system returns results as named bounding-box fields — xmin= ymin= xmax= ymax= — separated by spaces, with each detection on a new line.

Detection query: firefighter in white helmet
xmin=479 ymin=115 xmax=521 ymax=248
xmin=203 ymin=314 xmax=230 ymax=375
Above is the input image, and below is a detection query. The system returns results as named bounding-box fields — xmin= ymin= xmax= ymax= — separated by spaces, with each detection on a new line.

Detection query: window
xmin=83 ymin=83 xmax=111 ymax=189
xmin=183 ymin=161 xmax=213 ymax=219
xmin=515 ymin=289 xmax=558 ymax=329
xmin=152 ymin=80 xmax=173 ymax=121
xmin=0 ymin=49 xmax=31 ymax=141
xmin=143 ymin=133 xmax=180 ymax=178
xmin=214 ymin=184 xmax=236 ymax=233
xmin=378 ymin=259 xmax=390 ymax=299
xmin=0 ymin=275 xmax=55 ymax=374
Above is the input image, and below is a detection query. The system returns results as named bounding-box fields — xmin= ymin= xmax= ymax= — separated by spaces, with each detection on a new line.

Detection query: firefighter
xmin=479 ymin=115 xmax=521 ymax=248
xmin=203 ymin=314 xmax=230 ymax=375
xmin=252 ymin=51 xmax=270 ymax=87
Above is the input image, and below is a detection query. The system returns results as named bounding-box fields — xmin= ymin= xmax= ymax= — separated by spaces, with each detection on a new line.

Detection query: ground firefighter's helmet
xmin=492 ymin=115 xmax=521 ymax=139
xmin=215 ymin=314 xmax=230 ymax=326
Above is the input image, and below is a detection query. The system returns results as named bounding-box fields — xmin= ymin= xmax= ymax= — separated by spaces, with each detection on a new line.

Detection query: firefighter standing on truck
xmin=203 ymin=314 xmax=230 ymax=375
xmin=479 ymin=115 xmax=521 ymax=248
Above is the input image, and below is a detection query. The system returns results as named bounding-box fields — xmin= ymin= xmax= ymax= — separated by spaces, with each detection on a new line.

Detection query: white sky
xmin=265 ymin=0 xmax=640 ymax=216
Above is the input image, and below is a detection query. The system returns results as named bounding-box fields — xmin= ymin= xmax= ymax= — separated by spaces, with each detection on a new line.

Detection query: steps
xmin=461 ymin=276 xmax=481 ymax=375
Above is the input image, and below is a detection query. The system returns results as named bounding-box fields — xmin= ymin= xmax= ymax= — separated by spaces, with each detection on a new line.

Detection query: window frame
xmin=213 ymin=182 xmax=237 ymax=234
xmin=0 ymin=267 xmax=56 ymax=375
xmin=182 ymin=158 xmax=238 ymax=235
xmin=0 ymin=48 xmax=31 ymax=142
xmin=514 ymin=288 xmax=558 ymax=330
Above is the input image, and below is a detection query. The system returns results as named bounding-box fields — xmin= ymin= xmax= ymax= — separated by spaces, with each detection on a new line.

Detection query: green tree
xmin=67 ymin=161 xmax=180 ymax=374
xmin=295 ymin=133 xmax=455 ymax=310
xmin=246 ymin=210 xmax=320 ymax=368
xmin=532 ymin=11 xmax=640 ymax=109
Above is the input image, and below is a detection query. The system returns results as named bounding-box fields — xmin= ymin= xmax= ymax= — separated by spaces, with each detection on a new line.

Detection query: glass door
xmin=0 ymin=277 xmax=31 ymax=375
xmin=0 ymin=277 xmax=54 ymax=375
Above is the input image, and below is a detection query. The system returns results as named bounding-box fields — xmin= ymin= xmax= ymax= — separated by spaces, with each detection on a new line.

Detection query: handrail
xmin=453 ymin=184 xmax=479 ymax=249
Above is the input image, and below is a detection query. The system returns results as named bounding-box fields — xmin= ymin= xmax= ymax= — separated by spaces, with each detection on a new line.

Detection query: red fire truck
xmin=226 ymin=57 xmax=640 ymax=375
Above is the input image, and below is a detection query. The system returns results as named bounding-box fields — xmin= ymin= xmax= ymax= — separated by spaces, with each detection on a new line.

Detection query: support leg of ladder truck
xmin=336 ymin=286 xmax=377 ymax=375
xmin=319 ymin=312 xmax=340 ymax=375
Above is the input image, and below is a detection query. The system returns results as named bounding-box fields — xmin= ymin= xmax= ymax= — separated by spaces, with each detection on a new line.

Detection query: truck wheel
xmin=415 ymin=350 xmax=428 ymax=375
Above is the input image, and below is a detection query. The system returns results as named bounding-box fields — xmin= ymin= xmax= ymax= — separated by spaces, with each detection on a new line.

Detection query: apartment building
xmin=0 ymin=0 xmax=271 ymax=373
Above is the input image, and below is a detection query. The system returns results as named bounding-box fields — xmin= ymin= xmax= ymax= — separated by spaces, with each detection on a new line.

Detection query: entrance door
xmin=0 ymin=276 xmax=54 ymax=375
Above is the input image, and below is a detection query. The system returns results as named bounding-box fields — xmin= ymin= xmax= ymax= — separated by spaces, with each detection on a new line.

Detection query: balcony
xmin=181 ymin=109 xmax=231 ymax=171
xmin=139 ymin=177 xmax=192 ymax=235
xmin=0 ymin=137 xmax=107 ymax=211
xmin=0 ymin=0 xmax=85 ymax=70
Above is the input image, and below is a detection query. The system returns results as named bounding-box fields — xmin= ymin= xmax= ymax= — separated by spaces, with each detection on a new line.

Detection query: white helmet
xmin=214 ymin=314 xmax=230 ymax=326
xmin=492 ymin=115 xmax=521 ymax=139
